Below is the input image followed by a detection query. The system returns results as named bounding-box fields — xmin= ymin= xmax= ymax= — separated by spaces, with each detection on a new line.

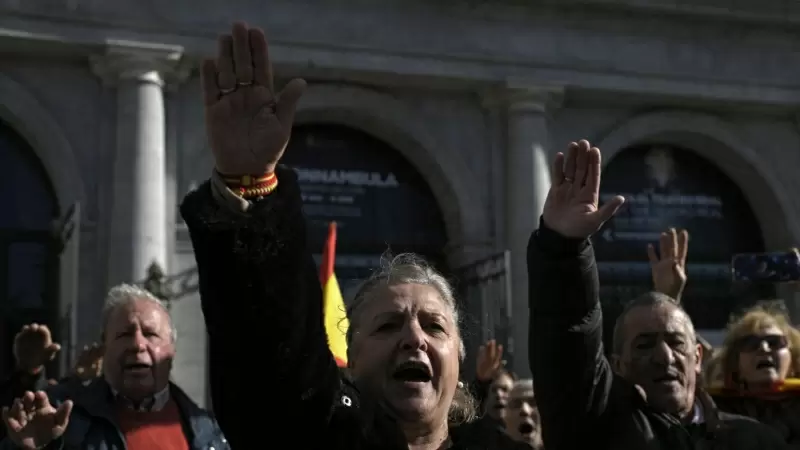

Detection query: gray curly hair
xmin=344 ymin=253 xmax=475 ymax=424
xmin=100 ymin=283 xmax=177 ymax=343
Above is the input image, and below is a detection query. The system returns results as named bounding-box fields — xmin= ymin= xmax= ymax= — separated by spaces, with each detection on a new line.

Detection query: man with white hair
xmin=504 ymin=379 xmax=543 ymax=449
xmin=1 ymin=284 xmax=228 ymax=450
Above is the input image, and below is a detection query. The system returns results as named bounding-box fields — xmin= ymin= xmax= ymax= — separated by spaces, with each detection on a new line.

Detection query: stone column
xmin=504 ymin=85 xmax=563 ymax=377
xmin=91 ymin=42 xmax=184 ymax=286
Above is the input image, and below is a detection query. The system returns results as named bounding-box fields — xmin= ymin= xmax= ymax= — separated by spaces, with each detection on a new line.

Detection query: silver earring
xmin=457 ymin=381 xmax=464 ymax=389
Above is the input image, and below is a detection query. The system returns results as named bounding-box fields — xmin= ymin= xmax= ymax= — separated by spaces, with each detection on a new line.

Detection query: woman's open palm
xmin=201 ymin=22 xmax=306 ymax=175
xmin=542 ymin=140 xmax=624 ymax=239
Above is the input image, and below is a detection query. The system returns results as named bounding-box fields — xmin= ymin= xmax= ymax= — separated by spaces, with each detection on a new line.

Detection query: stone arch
xmin=0 ymin=74 xmax=85 ymax=210
xmin=292 ymin=84 xmax=487 ymax=260
xmin=595 ymin=110 xmax=794 ymax=249
xmin=0 ymin=72 xmax=86 ymax=369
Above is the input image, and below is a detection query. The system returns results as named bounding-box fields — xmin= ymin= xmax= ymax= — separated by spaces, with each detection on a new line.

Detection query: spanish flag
xmin=320 ymin=222 xmax=349 ymax=367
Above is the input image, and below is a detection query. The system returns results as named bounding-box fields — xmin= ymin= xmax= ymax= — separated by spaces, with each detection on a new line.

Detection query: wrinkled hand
xmin=476 ymin=339 xmax=504 ymax=382
xmin=542 ymin=140 xmax=625 ymax=239
xmin=2 ymin=391 xmax=72 ymax=449
xmin=13 ymin=324 xmax=60 ymax=373
xmin=202 ymin=22 xmax=306 ymax=176
xmin=648 ymin=228 xmax=689 ymax=301
xmin=73 ymin=343 xmax=103 ymax=381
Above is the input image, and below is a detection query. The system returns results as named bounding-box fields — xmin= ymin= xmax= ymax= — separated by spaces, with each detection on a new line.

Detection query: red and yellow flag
xmin=320 ymin=222 xmax=349 ymax=368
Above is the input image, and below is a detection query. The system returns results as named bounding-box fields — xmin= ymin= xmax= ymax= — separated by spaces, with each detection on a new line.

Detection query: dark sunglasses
xmin=736 ymin=334 xmax=788 ymax=352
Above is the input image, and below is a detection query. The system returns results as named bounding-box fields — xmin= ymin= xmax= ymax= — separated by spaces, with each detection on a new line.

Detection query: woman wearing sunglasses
xmin=710 ymin=304 xmax=800 ymax=446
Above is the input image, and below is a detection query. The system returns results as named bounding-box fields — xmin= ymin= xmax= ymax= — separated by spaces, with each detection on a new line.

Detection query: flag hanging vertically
xmin=320 ymin=222 xmax=349 ymax=367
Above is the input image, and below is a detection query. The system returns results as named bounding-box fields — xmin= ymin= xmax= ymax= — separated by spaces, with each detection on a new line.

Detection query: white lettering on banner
xmin=598 ymin=261 xmax=730 ymax=278
xmin=600 ymin=191 xmax=724 ymax=220
xmin=295 ymin=167 xmax=400 ymax=188
xmin=601 ymin=229 xmax=662 ymax=242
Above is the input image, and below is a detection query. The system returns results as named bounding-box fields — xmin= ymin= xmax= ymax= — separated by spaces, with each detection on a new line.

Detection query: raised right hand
xmin=202 ymin=22 xmax=306 ymax=176
xmin=475 ymin=339 xmax=504 ymax=382
xmin=542 ymin=140 xmax=625 ymax=239
xmin=2 ymin=391 xmax=72 ymax=449
xmin=648 ymin=228 xmax=689 ymax=301
xmin=13 ymin=324 xmax=61 ymax=374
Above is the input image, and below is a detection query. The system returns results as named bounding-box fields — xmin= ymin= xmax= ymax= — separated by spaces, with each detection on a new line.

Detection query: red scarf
xmin=709 ymin=378 xmax=800 ymax=399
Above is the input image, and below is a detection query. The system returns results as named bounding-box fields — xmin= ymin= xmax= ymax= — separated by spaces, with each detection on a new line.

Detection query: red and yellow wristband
xmin=219 ymin=172 xmax=279 ymax=199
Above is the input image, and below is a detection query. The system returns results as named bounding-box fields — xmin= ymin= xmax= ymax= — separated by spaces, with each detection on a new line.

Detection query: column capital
xmin=480 ymin=82 xmax=564 ymax=113
xmin=90 ymin=40 xmax=190 ymax=87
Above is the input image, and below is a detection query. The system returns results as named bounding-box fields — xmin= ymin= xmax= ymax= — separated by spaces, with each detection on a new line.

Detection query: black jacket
xmin=181 ymin=166 xmax=525 ymax=449
xmin=712 ymin=393 xmax=800 ymax=446
xmin=0 ymin=377 xmax=227 ymax=450
xmin=527 ymin=220 xmax=788 ymax=450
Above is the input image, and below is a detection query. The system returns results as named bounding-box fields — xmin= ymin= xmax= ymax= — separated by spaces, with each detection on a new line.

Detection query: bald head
xmin=612 ymin=292 xmax=694 ymax=356
xmin=611 ymin=291 xmax=701 ymax=418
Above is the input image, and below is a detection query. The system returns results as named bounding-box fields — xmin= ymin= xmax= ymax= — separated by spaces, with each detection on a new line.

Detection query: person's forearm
xmin=528 ymin=218 xmax=613 ymax=448
xmin=182 ymin=166 xmax=341 ymax=448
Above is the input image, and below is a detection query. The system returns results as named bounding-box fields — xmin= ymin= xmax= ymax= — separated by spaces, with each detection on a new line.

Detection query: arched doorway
xmin=0 ymin=120 xmax=61 ymax=378
xmin=282 ymin=124 xmax=449 ymax=302
xmin=594 ymin=144 xmax=765 ymax=352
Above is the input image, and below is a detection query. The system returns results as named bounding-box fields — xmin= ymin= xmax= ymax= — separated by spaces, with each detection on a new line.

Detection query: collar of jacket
xmin=65 ymin=378 xmax=223 ymax=447
xmin=694 ymin=388 xmax=723 ymax=432
xmin=625 ymin=377 xmax=723 ymax=431
xmin=110 ymin=384 xmax=170 ymax=411
xmin=339 ymin=377 xmax=406 ymax=448
xmin=341 ymin=376 xmax=511 ymax=450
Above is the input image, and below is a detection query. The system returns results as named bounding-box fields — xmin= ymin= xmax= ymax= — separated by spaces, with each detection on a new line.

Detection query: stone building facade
xmin=2 ymin=0 xmax=800 ymax=405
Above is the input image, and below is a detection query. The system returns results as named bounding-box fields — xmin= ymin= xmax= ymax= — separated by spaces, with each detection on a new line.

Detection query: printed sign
xmin=595 ymin=145 xmax=765 ymax=330
xmin=283 ymin=125 xmax=448 ymax=296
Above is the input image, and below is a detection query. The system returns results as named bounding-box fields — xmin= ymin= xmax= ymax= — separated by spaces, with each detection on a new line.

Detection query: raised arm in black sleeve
xmin=180 ymin=166 xmax=340 ymax=448
xmin=527 ymin=218 xmax=615 ymax=449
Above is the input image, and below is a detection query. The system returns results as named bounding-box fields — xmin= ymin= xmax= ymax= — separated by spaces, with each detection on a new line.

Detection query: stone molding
xmin=89 ymin=39 xmax=189 ymax=87
xmin=481 ymin=83 xmax=564 ymax=114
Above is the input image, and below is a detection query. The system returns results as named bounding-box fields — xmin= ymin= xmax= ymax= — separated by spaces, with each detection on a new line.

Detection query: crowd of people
xmin=0 ymin=21 xmax=798 ymax=449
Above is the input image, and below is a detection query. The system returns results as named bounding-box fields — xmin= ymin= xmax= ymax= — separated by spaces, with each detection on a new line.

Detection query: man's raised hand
xmin=13 ymin=324 xmax=60 ymax=374
xmin=2 ymin=391 xmax=72 ymax=449
xmin=648 ymin=228 xmax=689 ymax=301
xmin=476 ymin=339 xmax=504 ymax=382
xmin=542 ymin=140 xmax=624 ymax=239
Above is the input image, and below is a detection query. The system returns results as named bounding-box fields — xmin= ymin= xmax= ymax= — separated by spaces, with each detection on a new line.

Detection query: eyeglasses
xmin=736 ymin=334 xmax=788 ymax=352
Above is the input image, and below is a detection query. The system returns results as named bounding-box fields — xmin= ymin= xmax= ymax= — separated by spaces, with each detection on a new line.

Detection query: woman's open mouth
xmin=755 ymin=359 xmax=777 ymax=371
xmin=518 ymin=421 xmax=536 ymax=435
xmin=392 ymin=361 xmax=432 ymax=385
